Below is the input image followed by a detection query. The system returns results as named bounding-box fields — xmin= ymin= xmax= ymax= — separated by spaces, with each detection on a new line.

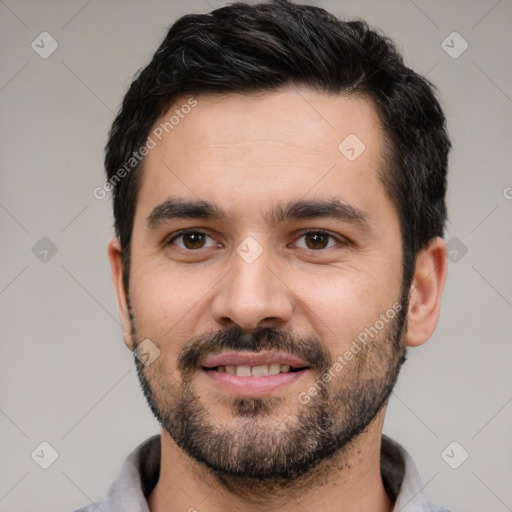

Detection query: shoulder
xmin=381 ymin=435 xmax=452 ymax=512
xmin=69 ymin=434 xmax=161 ymax=512
xmin=426 ymin=505 xmax=452 ymax=512
xmin=71 ymin=505 xmax=106 ymax=512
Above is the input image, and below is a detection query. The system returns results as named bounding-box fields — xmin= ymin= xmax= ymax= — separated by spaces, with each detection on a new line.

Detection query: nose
xmin=211 ymin=248 xmax=294 ymax=330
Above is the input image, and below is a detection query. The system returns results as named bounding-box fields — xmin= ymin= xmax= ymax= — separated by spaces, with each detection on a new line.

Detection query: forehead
xmin=136 ymin=87 xmax=391 ymax=223
xmin=151 ymin=88 xmax=382 ymax=156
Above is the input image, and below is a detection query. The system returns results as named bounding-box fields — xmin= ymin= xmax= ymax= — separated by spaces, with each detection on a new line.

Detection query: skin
xmin=108 ymin=86 xmax=447 ymax=512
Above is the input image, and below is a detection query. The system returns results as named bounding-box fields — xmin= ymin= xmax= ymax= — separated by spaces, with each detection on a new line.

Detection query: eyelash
xmin=167 ymin=229 xmax=346 ymax=251
xmin=292 ymin=229 xmax=346 ymax=250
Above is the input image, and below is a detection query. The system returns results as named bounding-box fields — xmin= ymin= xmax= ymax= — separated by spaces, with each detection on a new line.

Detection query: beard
xmin=130 ymin=296 xmax=407 ymax=491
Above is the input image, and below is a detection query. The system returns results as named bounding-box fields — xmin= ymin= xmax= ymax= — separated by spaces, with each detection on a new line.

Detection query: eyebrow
xmin=266 ymin=198 xmax=369 ymax=229
xmin=146 ymin=197 xmax=370 ymax=230
xmin=146 ymin=198 xmax=225 ymax=229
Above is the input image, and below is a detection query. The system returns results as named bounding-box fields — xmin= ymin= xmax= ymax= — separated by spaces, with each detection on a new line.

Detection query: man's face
xmin=123 ymin=88 xmax=407 ymax=482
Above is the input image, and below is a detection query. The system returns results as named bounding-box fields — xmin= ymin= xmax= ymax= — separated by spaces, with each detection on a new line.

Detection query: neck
xmin=148 ymin=410 xmax=394 ymax=512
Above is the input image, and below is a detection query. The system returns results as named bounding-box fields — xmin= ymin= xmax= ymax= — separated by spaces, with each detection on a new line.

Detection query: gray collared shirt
xmin=73 ymin=434 xmax=450 ymax=512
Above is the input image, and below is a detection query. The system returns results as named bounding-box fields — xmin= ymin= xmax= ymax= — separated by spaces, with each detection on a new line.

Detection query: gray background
xmin=1 ymin=0 xmax=511 ymax=511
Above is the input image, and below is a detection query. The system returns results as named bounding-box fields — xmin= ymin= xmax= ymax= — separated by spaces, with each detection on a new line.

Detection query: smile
xmin=200 ymin=350 xmax=310 ymax=396
xmin=205 ymin=363 xmax=305 ymax=376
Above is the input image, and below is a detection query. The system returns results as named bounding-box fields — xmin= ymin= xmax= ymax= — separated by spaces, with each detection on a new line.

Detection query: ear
xmin=405 ymin=236 xmax=447 ymax=348
xmin=108 ymin=238 xmax=135 ymax=351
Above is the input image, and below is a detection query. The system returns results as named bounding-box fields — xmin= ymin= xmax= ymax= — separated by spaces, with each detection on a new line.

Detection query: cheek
xmin=286 ymin=262 xmax=401 ymax=353
xmin=128 ymin=259 xmax=216 ymax=340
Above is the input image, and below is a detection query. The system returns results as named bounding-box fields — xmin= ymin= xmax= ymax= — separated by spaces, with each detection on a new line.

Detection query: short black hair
xmin=105 ymin=0 xmax=450 ymax=291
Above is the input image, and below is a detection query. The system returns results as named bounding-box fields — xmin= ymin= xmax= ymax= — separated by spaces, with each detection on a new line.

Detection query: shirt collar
xmin=99 ymin=434 xmax=444 ymax=512
xmin=380 ymin=434 xmax=438 ymax=511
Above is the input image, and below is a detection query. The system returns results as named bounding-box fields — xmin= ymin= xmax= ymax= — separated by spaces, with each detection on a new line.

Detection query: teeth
xmin=251 ymin=364 xmax=269 ymax=377
xmin=236 ymin=365 xmax=252 ymax=376
xmin=269 ymin=363 xmax=281 ymax=375
xmin=215 ymin=364 xmax=296 ymax=376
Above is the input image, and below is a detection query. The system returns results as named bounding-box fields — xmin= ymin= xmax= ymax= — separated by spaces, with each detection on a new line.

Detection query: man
xmin=77 ymin=1 xmax=450 ymax=510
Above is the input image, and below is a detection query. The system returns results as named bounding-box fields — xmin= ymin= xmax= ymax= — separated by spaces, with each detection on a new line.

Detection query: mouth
xmin=203 ymin=363 xmax=308 ymax=376
xmin=200 ymin=351 xmax=311 ymax=397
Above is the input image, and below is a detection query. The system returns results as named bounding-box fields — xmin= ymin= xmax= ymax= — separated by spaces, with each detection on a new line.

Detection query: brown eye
xmin=183 ymin=232 xmax=206 ymax=249
xmin=304 ymin=232 xmax=329 ymax=249
xmin=170 ymin=231 xmax=217 ymax=250
xmin=294 ymin=231 xmax=339 ymax=250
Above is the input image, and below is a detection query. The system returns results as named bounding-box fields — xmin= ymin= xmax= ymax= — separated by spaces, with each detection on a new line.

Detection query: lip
xmin=202 ymin=367 xmax=310 ymax=397
xmin=202 ymin=350 xmax=308 ymax=369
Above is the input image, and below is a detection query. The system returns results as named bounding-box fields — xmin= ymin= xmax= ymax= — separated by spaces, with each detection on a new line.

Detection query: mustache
xmin=177 ymin=327 xmax=332 ymax=375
